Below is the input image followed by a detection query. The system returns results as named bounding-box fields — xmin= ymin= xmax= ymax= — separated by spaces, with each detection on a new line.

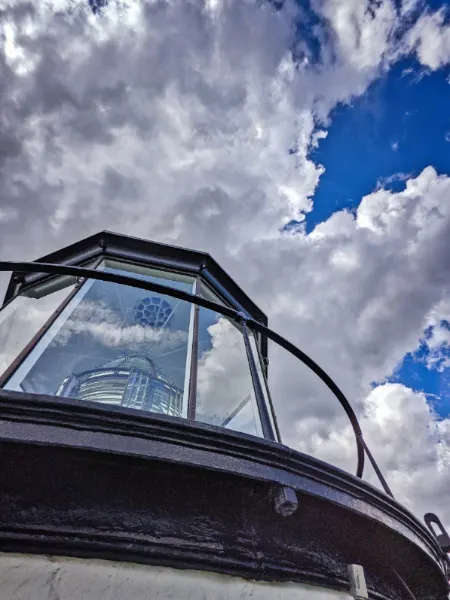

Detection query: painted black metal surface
xmin=2 ymin=231 xmax=268 ymax=328
xmin=0 ymin=390 xmax=447 ymax=600
xmin=241 ymin=318 xmax=276 ymax=441
xmin=425 ymin=513 xmax=450 ymax=570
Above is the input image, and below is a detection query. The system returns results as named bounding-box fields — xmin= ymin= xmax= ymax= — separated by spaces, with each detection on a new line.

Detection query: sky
xmin=0 ymin=0 xmax=450 ymax=531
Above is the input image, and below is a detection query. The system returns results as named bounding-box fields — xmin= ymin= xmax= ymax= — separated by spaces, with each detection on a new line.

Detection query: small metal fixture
xmin=273 ymin=486 xmax=298 ymax=517
xmin=348 ymin=564 xmax=368 ymax=599
xmin=425 ymin=513 xmax=450 ymax=554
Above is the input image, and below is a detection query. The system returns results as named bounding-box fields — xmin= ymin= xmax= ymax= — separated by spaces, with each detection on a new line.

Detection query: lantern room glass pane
xmin=1 ymin=262 xmax=272 ymax=441
xmin=3 ymin=273 xmax=193 ymax=418
xmin=0 ymin=277 xmax=77 ymax=379
xmin=195 ymin=303 xmax=263 ymax=438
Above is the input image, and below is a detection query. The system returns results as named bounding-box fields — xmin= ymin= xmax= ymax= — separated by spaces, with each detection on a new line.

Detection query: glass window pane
xmin=3 ymin=277 xmax=193 ymax=419
xmin=197 ymin=281 xmax=228 ymax=306
xmin=195 ymin=305 xmax=263 ymax=437
xmin=0 ymin=277 xmax=77 ymax=379
xmin=100 ymin=259 xmax=194 ymax=293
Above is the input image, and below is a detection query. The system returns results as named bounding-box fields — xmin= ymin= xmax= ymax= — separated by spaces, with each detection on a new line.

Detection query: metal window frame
xmin=192 ymin=278 xmax=267 ymax=437
xmin=241 ymin=318 xmax=276 ymax=441
xmin=181 ymin=279 xmax=198 ymax=419
xmin=1 ymin=277 xmax=98 ymax=392
xmin=0 ymin=278 xmax=86 ymax=388
xmin=250 ymin=327 xmax=282 ymax=443
xmin=0 ymin=260 xmax=370 ymax=486
xmin=3 ymin=232 xmax=269 ymax=387
xmin=3 ymin=232 xmax=268 ymax=327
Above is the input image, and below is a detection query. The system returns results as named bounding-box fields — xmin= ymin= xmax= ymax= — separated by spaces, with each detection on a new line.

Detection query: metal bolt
xmin=273 ymin=486 xmax=298 ymax=517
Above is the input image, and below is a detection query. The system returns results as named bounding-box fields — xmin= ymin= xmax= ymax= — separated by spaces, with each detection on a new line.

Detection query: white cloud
xmin=314 ymin=0 xmax=398 ymax=73
xmin=0 ymin=0 xmax=450 ymax=531
xmin=401 ymin=0 xmax=423 ymax=17
xmin=229 ymin=167 xmax=450 ymax=526
xmin=196 ymin=317 xmax=260 ymax=433
xmin=0 ymin=0 xmax=329 ymax=255
xmin=310 ymin=129 xmax=328 ymax=149
xmin=304 ymin=384 xmax=450 ymax=525
xmin=0 ymin=291 xmax=72 ymax=373
xmin=376 ymin=171 xmax=411 ymax=189
xmin=406 ymin=7 xmax=450 ymax=70
xmin=51 ymin=300 xmax=188 ymax=351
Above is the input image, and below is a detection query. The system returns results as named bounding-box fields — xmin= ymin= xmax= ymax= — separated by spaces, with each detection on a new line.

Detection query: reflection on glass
xmin=195 ymin=303 xmax=263 ymax=437
xmin=0 ymin=277 xmax=76 ymax=379
xmin=3 ymin=265 xmax=194 ymax=418
xmin=0 ymin=262 xmax=271 ymax=441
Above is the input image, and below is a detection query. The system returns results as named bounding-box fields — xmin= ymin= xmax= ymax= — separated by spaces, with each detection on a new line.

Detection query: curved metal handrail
xmin=0 ymin=260 xmax=392 ymax=495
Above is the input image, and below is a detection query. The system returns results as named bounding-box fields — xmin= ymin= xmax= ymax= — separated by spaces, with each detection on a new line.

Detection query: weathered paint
xmin=0 ymin=390 xmax=448 ymax=599
xmin=0 ymin=553 xmax=353 ymax=600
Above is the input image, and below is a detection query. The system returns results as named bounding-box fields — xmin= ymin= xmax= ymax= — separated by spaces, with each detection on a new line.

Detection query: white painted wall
xmin=0 ymin=553 xmax=353 ymax=600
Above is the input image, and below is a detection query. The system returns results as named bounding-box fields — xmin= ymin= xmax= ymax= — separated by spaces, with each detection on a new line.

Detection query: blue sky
xmin=389 ymin=331 xmax=450 ymax=418
xmin=306 ymin=57 xmax=450 ymax=418
xmin=308 ymin=60 xmax=450 ymax=229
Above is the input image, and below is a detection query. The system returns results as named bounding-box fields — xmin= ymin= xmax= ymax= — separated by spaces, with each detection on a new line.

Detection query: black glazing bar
xmin=187 ymin=304 xmax=199 ymax=420
xmin=0 ymin=277 xmax=89 ymax=387
xmin=241 ymin=319 xmax=276 ymax=441
xmin=253 ymin=332 xmax=282 ymax=443
xmin=11 ymin=254 xmax=104 ymax=302
xmin=105 ymin=246 xmax=203 ymax=277
xmin=19 ymin=248 xmax=103 ymax=290
xmin=201 ymin=268 xmax=250 ymax=317
xmin=360 ymin=437 xmax=394 ymax=498
xmin=0 ymin=261 xmax=365 ymax=479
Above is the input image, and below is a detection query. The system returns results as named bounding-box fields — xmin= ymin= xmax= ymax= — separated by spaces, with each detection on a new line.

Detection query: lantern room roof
xmin=3 ymin=230 xmax=267 ymax=326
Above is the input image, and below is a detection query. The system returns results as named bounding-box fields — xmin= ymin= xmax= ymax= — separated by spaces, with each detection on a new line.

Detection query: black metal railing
xmin=0 ymin=260 xmax=394 ymax=496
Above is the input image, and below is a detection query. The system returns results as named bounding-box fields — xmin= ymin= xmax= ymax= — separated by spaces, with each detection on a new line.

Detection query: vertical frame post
xmin=0 ymin=277 xmax=88 ymax=388
xmin=241 ymin=315 xmax=276 ymax=441
xmin=187 ymin=302 xmax=199 ymax=420
xmin=252 ymin=333 xmax=282 ymax=443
